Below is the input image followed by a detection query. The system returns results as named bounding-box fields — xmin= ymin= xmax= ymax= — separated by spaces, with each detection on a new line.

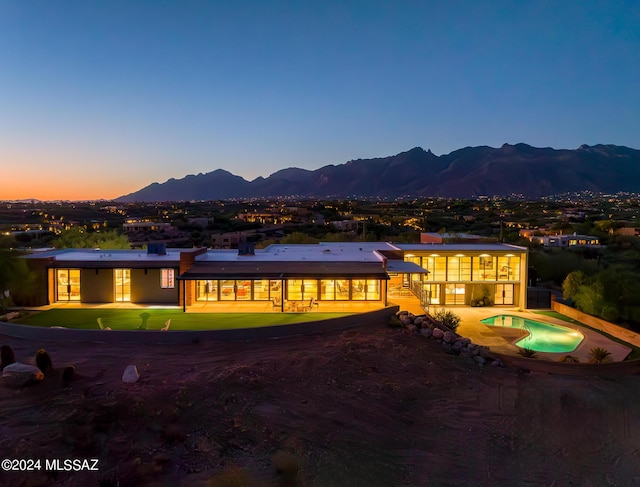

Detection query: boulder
xmin=400 ymin=316 xmax=413 ymax=326
xmin=431 ymin=328 xmax=444 ymax=339
xmin=122 ymin=365 xmax=140 ymax=383
xmin=419 ymin=328 xmax=432 ymax=338
xmin=413 ymin=317 xmax=424 ymax=327
xmin=404 ymin=324 xmax=417 ymax=333
xmin=2 ymin=362 xmax=44 ymax=386
xmin=443 ymin=331 xmax=458 ymax=344
xmin=474 ymin=356 xmax=486 ymax=365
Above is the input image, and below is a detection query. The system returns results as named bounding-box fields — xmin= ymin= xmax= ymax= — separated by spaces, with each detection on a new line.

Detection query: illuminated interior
xmin=56 ymin=269 xmax=81 ymax=301
xmin=114 ymin=269 xmax=131 ymax=302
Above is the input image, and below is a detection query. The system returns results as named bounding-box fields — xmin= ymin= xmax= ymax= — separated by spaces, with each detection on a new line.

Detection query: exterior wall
xmin=403 ymin=250 xmax=528 ymax=307
xmin=179 ymin=248 xmax=208 ymax=307
xmin=420 ymin=234 xmax=444 ymax=243
xmin=80 ymin=269 xmax=114 ymax=303
xmin=130 ymin=268 xmax=179 ymax=304
xmin=21 ymin=256 xmax=52 ymax=306
xmin=551 ymin=298 xmax=640 ymax=348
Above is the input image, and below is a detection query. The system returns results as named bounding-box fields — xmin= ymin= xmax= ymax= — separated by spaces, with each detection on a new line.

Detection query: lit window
xmin=161 ymin=269 xmax=175 ymax=289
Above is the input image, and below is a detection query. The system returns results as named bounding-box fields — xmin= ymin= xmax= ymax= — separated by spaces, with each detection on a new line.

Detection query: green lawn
xmin=532 ymin=310 xmax=640 ymax=360
xmin=14 ymin=309 xmax=353 ymax=331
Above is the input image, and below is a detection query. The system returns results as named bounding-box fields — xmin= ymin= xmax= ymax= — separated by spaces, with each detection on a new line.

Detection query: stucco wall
xmin=81 ymin=269 xmax=113 ymax=303
xmin=551 ymin=299 xmax=640 ymax=348
xmin=131 ymin=268 xmax=179 ymax=304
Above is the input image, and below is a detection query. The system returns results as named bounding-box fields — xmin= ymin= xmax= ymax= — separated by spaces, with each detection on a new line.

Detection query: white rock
xmin=122 ymin=365 xmax=140 ymax=383
xmin=2 ymin=362 xmax=44 ymax=385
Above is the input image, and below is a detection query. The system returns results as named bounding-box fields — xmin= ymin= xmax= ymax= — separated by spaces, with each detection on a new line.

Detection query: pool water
xmin=480 ymin=314 xmax=584 ymax=353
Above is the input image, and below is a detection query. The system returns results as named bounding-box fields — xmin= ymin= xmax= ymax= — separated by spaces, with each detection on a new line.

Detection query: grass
xmin=532 ymin=310 xmax=640 ymax=360
xmin=14 ymin=309 xmax=353 ymax=331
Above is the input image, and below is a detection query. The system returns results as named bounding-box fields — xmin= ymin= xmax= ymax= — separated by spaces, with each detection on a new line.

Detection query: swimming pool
xmin=480 ymin=314 xmax=584 ymax=353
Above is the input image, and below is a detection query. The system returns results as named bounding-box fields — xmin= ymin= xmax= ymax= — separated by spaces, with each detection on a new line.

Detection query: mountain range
xmin=115 ymin=143 xmax=640 ymax=202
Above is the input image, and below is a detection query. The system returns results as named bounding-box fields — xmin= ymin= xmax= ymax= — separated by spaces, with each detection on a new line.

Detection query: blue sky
xmin=2 ymin=0 xmax=639 ymax=200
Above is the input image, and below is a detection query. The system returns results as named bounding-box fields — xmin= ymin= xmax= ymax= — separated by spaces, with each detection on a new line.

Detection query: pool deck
xmin=452 ymin=307 xmax=633 ymax=362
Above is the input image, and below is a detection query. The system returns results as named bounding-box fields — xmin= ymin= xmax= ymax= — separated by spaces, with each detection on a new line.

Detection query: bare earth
xmin=1 ymin=322 xmax=640 ymax=487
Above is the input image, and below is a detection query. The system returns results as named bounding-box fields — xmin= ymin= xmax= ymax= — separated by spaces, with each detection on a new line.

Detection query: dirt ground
xmin=1 ymin=322 xmax=640 ymax=487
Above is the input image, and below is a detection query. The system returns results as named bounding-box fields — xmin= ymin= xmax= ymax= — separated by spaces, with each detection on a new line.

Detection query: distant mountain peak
xmin=114 ymin=143 xmax=640 ymax=202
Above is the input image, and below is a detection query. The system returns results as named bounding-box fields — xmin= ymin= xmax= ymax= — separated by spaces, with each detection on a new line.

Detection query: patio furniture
xmin=302 ymin=297 xmax=318 ymax=311
xmin=96 ymin=318 xmax=111 ymax=331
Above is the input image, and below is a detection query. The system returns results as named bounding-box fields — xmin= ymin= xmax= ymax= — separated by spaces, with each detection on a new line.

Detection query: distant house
xmin=328 ymin=220 xmax=359 ymax=232
xmin=123 ymin=220 xmax=173 ymax=233
xmin=529 ymin=233 xmax=600 ymax=247
xmin=420 ymin=232 xmax=496 ymax=244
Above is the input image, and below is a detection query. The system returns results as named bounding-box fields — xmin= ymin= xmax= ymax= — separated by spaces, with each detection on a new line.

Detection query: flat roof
xmin=394 ymin=243 xmax=527 ymax=253
xmin=178 ymin=261 xmax=389 ymax=280
xmin=196 ymin=242 xmax=393 ymax=263
xmin=22 ymin=248 xmax=182 ymax=264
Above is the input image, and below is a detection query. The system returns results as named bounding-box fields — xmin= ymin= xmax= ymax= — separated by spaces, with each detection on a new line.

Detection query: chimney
xmin=238 ymin=242 xmax=255 ymax=256
xmin=147 ymin=243 xmax=167 ymax=255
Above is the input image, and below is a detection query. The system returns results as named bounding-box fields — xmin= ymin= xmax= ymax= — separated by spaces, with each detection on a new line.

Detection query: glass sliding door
xmin=56 ymin=269 xmax=81 ymax=302
xmin=445 ymin=283 xmax=465 ymax=305
xmin=495 ymin=284 xmax=514 ymax=305
xmin=114 ymin=269 xmax=131 ymax=302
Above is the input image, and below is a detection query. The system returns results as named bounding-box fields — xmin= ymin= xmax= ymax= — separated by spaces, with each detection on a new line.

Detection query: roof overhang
xmin=386 ymin=261 xmax=429 ymax=274
xmin=178 ymin=261 xmax=389 ymax=280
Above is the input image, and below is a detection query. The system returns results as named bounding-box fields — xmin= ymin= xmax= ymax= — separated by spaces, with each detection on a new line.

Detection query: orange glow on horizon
xmin=3 ymin=177 xmax=145 ymax=201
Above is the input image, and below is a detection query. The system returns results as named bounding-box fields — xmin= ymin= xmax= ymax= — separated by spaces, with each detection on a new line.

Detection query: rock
xmin=1 ymin=345 xmax=16 ymax=370
xmin=443 ymin=331 xmax=457 ymax=344
xmin=491 ymin=359 xmax=505 ymax=367
xmin=395 ymin=310 xmax=408 ymax=317
xmin=413 ymin=317 xmax=424 ymax=327
xmin=474 ymin=356 xmax=486 ymax=365
xmin=461 ymin=337 xmax=471 ymax=346
xmin=122 ymin=365 xmax=140 ymax=383
xmin=35 ymin=349 xmax=53 ymax=375
xmin=452 ymin=340 xmax=464 ymax=351
xmin=2 ymin=362 xmax=44 ymax=386
xmin=404 ymin=324 xmax=417 ymax=333
xmin=400 ymin=316 xmax=413 ymax=326
xmin=419 ymin=328 xmax=432 ymax=338
xmin=431 ymin=328 xmax=444 ymax=339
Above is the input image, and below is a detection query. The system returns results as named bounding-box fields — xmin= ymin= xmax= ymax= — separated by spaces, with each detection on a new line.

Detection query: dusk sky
xmin=2 ymin=1 xmax=639 ymax=201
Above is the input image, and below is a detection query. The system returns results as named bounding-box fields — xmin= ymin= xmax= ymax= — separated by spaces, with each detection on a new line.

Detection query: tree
xmin=0 ymin=250 xmax=36 ymax=310
xmin=52 ymin=228 xmax=131 ymax=249
xmin=562 ymin=271 xmax=585 ymax=301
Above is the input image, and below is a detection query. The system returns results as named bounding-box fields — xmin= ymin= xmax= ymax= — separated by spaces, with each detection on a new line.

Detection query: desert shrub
xmin=589 ymin=347 xmax=612 ymax=363
xmin=518 ymin=348 xmax=538 ymax=358
xmin=559 ymin=355 xmax=580 ymax=363
xmin=388 ymin=315 xmax=403 ymax=328
xmin=431 ymin=309 xmax=461 ymax=332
